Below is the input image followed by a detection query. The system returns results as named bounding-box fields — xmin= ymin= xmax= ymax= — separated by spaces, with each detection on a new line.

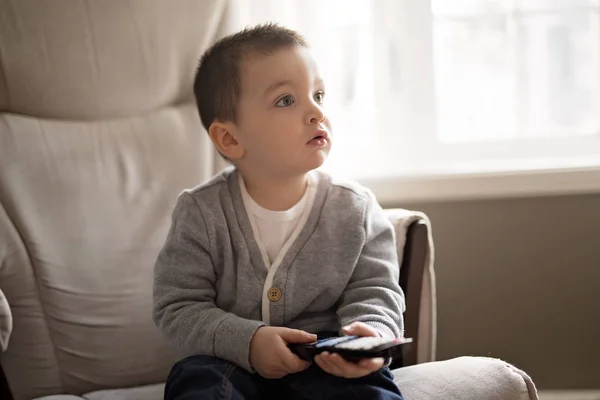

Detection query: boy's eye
xmin=314 ymin=91 xmax=325 ymax=104
xmin=275 ymin=95 xmax=295 ymax=107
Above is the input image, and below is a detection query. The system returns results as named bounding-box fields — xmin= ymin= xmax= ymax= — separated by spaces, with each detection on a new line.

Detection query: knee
xmin=165 ymin=355 xmax=240 ymax=400
xmin=166 ymin=355 xmax=238 ymax=391
xmin=171 ymin=354 xmax=234 ymax=374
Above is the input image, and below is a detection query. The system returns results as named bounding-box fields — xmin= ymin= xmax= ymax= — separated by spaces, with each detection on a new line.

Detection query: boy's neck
xmin=240 ymin=169 xmax=310 ymax=212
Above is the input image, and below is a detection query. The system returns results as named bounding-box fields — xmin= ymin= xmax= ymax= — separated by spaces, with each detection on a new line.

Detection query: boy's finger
xmin=280 ymin=328 xmax=317 ymax=343
xmin=291 ymin=359 xmax=311 ymax=373
xmin=317 ymin=353 xmax=343 ymax=376
xmin=314 ymin=354 xmax=330 ymax=373
xmin=328 ymin=353 xmax=369 ymax=378
xmin=342 ymin=322 xmax=378 ymax=337
xmin=282 ymin=350 xmax=311 ymax=373
xmin=359 ymin=357 xmax=385 ymax=369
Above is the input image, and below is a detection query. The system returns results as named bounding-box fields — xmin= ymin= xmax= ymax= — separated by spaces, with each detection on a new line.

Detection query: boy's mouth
xmin=307 ymin=130 xmax=329 ymax=145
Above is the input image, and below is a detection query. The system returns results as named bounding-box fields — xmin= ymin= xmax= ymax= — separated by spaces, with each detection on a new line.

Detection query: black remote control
xmin=288 ymin=335 xmax=413 ymax=362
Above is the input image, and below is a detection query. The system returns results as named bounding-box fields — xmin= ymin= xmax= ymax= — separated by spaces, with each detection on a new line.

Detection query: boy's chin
xmin=304 ymin=153 xmax=328 ymax=172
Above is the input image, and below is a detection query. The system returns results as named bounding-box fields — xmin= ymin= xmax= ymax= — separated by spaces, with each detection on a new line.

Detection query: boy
xmin=153 ymin=23 xmax=406 ymax=399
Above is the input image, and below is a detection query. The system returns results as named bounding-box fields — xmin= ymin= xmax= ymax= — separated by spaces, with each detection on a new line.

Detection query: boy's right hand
xmin=249 ymin=326 xmax=316 ymax=379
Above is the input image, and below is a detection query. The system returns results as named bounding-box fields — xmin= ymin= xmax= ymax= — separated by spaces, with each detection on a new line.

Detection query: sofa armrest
xmin=387 ymin=219 xmax=430 ymax=369
xmin=393 ymin=357 xmax=539 ymax=400
xmin=398 ymin=220 xmax=428 ymax=367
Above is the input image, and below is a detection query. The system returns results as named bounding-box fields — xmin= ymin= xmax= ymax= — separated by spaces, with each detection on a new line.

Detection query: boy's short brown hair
xmin=194 ymin=23 xmax=307 ymax=131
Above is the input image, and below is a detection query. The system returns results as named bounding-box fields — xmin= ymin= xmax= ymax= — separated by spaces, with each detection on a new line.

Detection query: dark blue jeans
xmin=165 ymin=355 xmax=404 ymax=400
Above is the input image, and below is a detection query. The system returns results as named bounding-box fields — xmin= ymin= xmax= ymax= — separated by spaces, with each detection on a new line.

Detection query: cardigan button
xmin=267 ymin=287 xmax=282 ymax=302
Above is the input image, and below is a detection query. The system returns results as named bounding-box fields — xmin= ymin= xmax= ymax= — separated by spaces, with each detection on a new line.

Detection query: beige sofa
xmin=0 ymin=1 xmax=538 ymax=399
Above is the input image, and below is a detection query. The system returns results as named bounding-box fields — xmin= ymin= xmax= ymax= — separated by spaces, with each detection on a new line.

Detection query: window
xmin=434 ymin=0 xmax=599 ymax=141
xmin=233 ymin=0 xmax=600 ymax=199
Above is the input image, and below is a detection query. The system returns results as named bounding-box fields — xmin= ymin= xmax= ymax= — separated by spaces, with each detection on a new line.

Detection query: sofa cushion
xmin=83 ymin=383 xmax=164 ymax=400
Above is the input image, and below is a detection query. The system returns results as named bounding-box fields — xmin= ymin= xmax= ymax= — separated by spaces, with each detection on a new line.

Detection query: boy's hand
xmin=314 ymin=322 xmax=385 ymax=378
xmin=249 ymin=326 xmax=316 ymax=379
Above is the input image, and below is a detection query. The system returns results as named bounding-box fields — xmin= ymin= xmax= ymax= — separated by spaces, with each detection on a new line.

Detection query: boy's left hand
xmin=314 ymin=321 xmax=385 ymax=378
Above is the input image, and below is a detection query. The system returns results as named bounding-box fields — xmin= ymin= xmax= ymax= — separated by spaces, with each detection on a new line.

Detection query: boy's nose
xmin=308 ymin=104 xmax=326 ymax=124
xmin=310 ymin=115 xmax=324 ymax=124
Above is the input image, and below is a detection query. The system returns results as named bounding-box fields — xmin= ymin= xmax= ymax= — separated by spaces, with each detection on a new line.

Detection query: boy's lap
xmin=281 ymin=364 xmax=400 ymax=399
xmin=168 ymin=355 xmax=400 ymax=400
xmin=167 ymin=355 xmax=274 ymax=399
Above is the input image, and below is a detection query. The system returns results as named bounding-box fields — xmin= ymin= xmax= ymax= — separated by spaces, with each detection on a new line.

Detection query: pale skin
xmin=208 ymin=45 xmax=385 ymax=379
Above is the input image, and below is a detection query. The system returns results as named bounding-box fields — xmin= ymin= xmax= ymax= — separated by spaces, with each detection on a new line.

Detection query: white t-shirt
xmin=239 ymin=173 xmax=317 ymax=268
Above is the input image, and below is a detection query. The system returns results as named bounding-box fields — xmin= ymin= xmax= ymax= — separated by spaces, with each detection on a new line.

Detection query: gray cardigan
xmin=153 ymin=168 xmax=405 ymax=372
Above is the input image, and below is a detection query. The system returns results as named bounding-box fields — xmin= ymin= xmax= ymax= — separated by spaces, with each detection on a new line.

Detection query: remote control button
xmin=335 ymin=337 xmax=390 ymax=350
xmin=267 ymin=287 xmax=281 ymax=301
xmin=315 ymin=336 xmax=355 ymax=348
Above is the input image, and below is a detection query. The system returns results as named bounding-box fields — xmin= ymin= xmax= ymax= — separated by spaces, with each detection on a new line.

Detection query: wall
xmin=385 ymin=193 xmax=600 ymax=389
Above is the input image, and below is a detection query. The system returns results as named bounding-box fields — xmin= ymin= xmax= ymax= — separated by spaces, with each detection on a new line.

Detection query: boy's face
xmin=233 ymin=45 xmax=331 ymax=178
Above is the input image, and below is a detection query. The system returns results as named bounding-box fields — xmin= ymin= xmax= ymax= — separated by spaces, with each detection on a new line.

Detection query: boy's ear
xmin=208 ymin=121 xmax=245 ymax=160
